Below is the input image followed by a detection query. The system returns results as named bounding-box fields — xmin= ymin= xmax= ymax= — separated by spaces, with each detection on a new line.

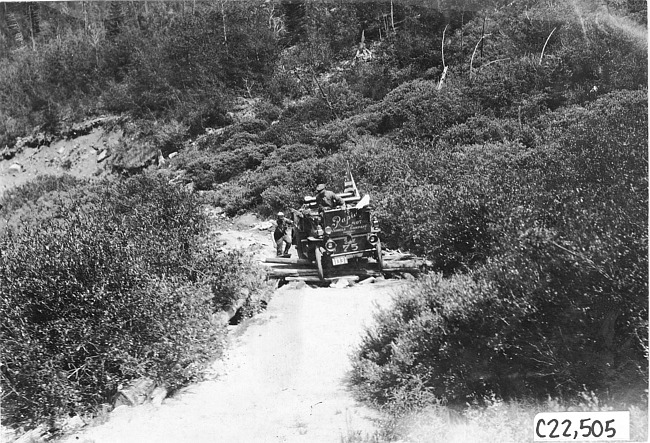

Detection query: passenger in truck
xmin=315 ymin=183 xmax=345 ymax=210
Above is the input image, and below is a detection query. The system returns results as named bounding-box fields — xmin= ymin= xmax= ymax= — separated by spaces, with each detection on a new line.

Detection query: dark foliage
xmin=0 ymin=173 xmax=269 ymax=426
xmin=351 ymin=90 xmax=648 ymax=405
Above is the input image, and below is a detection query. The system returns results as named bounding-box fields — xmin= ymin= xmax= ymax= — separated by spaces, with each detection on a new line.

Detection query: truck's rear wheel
xmin=315 ymin=247 xmax=325 ymax=280
xmin=375 ymin=239 xmax=384 ymax=271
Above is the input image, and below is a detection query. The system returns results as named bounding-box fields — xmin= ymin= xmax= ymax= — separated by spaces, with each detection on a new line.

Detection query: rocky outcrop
xmin=14 ymin=132 xmax=55 ymax=150
xmin=112 ymin=378 xmax=160 ymax=408
xmin=3 ymin=116 xmax=122 ymax=161
xmin=61 ymin=116 xmax=121 ymax=140
xmin=96 ymin=149 xmax=110 ymax=163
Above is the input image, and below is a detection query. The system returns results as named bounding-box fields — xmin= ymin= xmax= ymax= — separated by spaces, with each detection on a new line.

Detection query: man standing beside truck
xmin=274 ymin=211 xmax=294 ymax=257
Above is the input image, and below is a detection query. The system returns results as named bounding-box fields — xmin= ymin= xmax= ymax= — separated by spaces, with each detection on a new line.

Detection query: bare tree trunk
xmin=28 ymin=4 xmax=36 ymax=51
xmin=470 ymin=34 xmax=491 ymax=80
xmin=221 ymin=0 xmax=227 ymax=44
xmin=438 ymin=23 xmax=448 ymax=90
xmin=311 ymin=68 xmax=338 ymax=119
xmin=460 ymin=7 xmax=464 ymax=56
xmin=441 ymin=23 xmax=448 ymax=68
xmin=390 ymin=0 xmax=395 ymax=33
xmin=82 ymin=1 xmax=87 ymax=32
xmin=539 ymin=27 xmax=557 ymax=65
xmin=480 ymin=16 xmax=486 ymax=58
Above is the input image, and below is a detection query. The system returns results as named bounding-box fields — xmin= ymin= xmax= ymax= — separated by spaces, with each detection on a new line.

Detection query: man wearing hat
xmin=315 ymin=183 xmax=345 ymax=210
xmin=274 ymin=211 xmax=294 ymax=257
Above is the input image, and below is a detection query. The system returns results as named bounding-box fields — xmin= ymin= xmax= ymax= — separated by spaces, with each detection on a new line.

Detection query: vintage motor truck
xmin=291 ymin=174 xmax=383 ymax=280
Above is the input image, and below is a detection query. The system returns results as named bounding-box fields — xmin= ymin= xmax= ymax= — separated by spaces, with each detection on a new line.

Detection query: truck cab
xmin=291 ymin=174 xmax=383 ymax=279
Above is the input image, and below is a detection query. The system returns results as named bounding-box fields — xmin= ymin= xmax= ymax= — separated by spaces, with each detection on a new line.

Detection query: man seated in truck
xmin=315 ymin=183 xmax=345 ymax=210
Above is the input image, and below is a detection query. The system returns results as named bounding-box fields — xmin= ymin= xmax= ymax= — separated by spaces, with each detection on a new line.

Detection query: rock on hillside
xmin=0 ymin=119 xmax=122 ymax=198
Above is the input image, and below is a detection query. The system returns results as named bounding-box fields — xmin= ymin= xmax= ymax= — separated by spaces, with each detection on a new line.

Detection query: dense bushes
xmin=353 ymin=225 xmax=647 ymax=406
xmin=172 ymin=142 xmax=276 ymax=191
xmin=0 ymin=173 xmax=269 ymax=426
xmin=351 ymin=90 xmax=648 ymax=406
xmin=0 ymin=174 xmax=82 ymax=215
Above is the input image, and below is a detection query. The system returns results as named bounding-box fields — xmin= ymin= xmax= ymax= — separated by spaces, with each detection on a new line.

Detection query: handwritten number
xmin=580 ymin=418 xmax=592 ymax=437
xmin=591 ymin=420 xmax=603 ymax=438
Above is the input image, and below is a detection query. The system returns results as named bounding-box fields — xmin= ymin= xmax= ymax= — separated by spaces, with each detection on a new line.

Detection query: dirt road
xmin=66 ymin=277 xmax=402 ymax=443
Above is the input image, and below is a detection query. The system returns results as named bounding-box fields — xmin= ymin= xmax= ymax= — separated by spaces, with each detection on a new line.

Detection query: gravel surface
xmin=64 ymin=254 xmax=402 ymax=443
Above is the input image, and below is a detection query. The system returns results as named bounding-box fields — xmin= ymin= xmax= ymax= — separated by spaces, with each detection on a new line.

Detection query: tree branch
xmin=441 ymin=23 xmax=448 ymax=68
xmin=310 ymin=68 xmax=338 ymax=119
xmin=469 ymin=34 xmax=491 ymax=80
xmin=539 ymin=26 xmax=557 ymax=65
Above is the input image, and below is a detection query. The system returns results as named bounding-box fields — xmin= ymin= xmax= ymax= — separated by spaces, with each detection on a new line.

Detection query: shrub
xmin=260 ymin=118 xmax=316 ymax=147
xmin=232 ymin=119 xmax=270 ymax=135
xmin=259 ymin=96 xmax=344 ymax=147
xmin=312 ymin=119 xmax=358 ymax=153
xmin=370 ymin=79 xmax=478 ymax=138
xmin=353 ymin=233 xmax=647 ymax=406
xmin=0 ymin=174 xmax=83 ymax=215
xmin=320 ymin=79 xmax=478 ymax=142
xmin=352 ymin=273 xmax=495 ymax=405
xmin=325 ymin=81 xmax=373 ymax=118
xmin=212 ymin=155 xmax=339 ymax=216
xmin=253 ymin=101 xmax=282 ymax=123
xmin=439 ymin=116 xmax=538 ymax=149
xmin=173 ymin=143 xmax=276 ymax=190
xmin=171 ymin=94 xmax=231 ymax=137
xmin=351 ymin=90 xmax=648 ymax=408
xmin=220 ymin=132 xmax=261 ymax=152
xmin=267 ymin=67 xmax=304 ymax=104
xmin=345 ymin=59 xmax=402 ymax=101
xmin=258 ymin=143 xmax=320 ymax=170
xmin=0 ymin=172 xmax=269 ymax=427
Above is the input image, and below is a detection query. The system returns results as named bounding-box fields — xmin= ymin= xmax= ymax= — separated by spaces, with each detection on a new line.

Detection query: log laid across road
xmin=263 ymin=250 xmax=431 ymax=280
xmin=264 ymin=259 xmax=428 ymax=279
xmin=264 ymin=257 xmax=313 ymax=266
xmin=285 ymin=275 xmax=361 ymax=283
xmin=263 ymin=252 xmax=420 ymax=266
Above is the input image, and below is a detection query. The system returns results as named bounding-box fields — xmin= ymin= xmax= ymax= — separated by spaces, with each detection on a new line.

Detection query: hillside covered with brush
xmin=0 ymin=0 xmax=647 ymax=435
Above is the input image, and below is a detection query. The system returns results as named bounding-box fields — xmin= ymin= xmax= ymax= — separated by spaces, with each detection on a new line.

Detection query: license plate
xmin=332 ymin=256 xmax=348 ymax=266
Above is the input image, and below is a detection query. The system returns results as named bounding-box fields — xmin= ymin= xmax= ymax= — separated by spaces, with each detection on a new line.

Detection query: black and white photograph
xmin=0 ymin=1 xmax=647 ymax=442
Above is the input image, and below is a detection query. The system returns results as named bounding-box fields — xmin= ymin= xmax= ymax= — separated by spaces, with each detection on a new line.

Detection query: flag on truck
xmin=344 ymin=162 xmax=360 ymax=201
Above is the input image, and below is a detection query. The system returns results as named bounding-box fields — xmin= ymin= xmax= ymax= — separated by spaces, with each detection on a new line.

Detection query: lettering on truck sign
xmin=329 ymin=214 xmax=370 ymax=233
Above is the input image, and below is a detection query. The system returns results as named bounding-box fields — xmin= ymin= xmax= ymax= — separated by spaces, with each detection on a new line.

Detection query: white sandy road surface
xmin=65 ymin=279 xmax=403 ymax=443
